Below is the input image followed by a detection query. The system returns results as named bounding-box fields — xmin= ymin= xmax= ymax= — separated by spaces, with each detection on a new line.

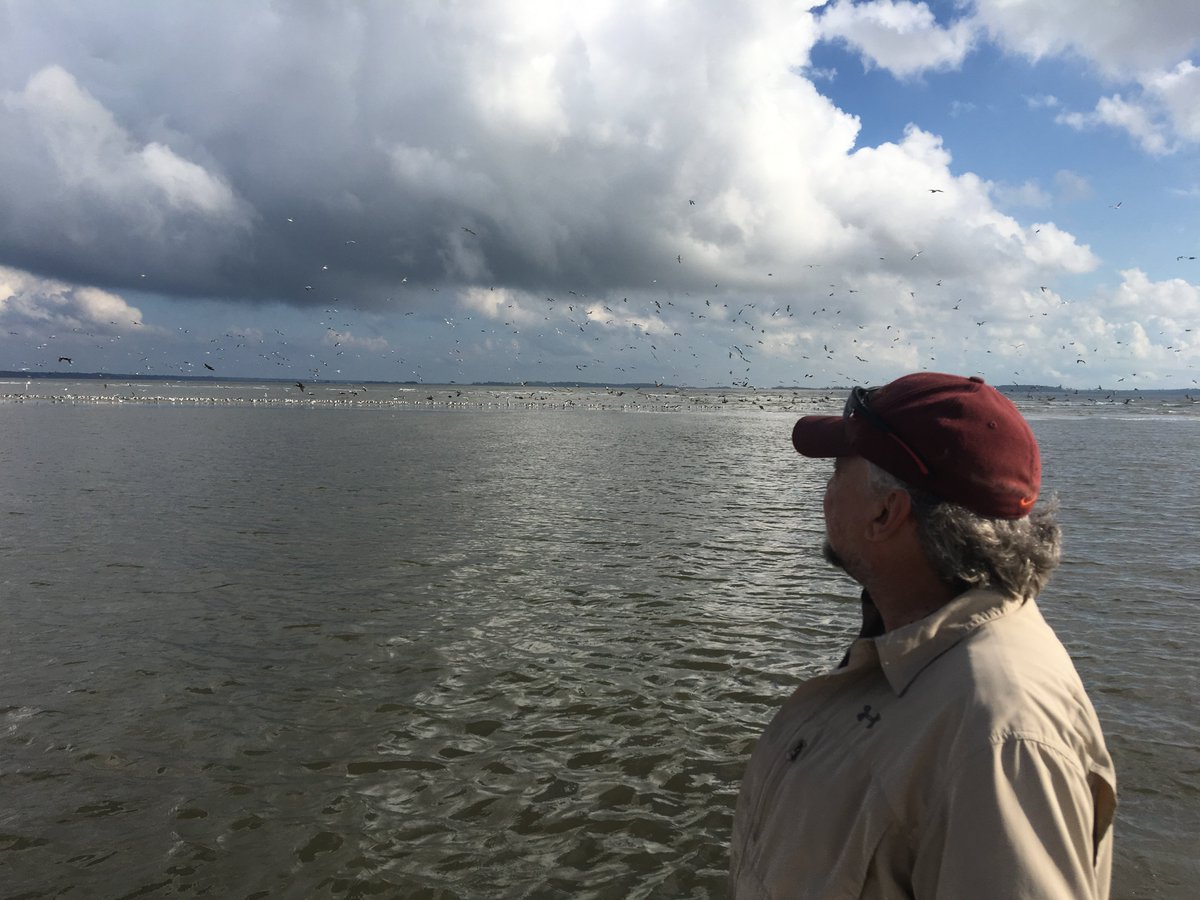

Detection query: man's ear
xmin=865 ymin=488 xmax=913 ymax=542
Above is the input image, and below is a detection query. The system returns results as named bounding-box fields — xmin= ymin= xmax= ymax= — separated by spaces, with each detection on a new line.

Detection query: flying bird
xmin=204 ymin=363 xmax=215 ymax=371
xmin=58 ymin=356 xmax=72 ymax=364
xmin=462 ymin=226 xmax=477 ymax=236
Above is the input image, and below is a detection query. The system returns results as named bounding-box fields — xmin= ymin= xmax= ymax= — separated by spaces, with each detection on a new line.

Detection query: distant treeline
xmin=2 ymin=371 xmax=1194 ymax=396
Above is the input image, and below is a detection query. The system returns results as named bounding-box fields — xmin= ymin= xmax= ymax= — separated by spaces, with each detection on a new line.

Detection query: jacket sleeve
xmin=914 ymin=736 xmax=1115 ymax=899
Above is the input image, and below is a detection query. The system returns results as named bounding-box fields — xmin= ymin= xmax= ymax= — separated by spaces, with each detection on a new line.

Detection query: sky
xmin=0 ymin=0 xmax=1198 ymax=389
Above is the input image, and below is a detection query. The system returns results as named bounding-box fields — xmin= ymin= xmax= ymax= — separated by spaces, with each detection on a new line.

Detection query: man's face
xmin=821 ymin=456 xmax=875 ymax=584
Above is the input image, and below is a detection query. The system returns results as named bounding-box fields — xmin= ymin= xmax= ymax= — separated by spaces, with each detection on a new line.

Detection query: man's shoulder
xmin=956 ymin=596 xmax=1085 ymax=697
xmin=914 ymin=597 xmax=1105 ymax=755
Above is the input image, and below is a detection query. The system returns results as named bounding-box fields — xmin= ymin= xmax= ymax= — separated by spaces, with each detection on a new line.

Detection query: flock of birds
xmin=11 ymin=195 xmax=1199 ymax=390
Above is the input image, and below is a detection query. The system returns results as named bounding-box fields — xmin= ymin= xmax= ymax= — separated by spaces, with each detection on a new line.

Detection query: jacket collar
xmin=853 ymin=588 xmax=1027 ymax=695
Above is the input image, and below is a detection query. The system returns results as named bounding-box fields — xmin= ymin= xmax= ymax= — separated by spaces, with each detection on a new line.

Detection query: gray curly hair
xmin=866 ymin=462 xmax=1062 ymax=598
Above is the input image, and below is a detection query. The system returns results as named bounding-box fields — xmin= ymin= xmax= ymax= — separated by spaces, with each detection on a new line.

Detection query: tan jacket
xmin=731 ymin=589 xmax=1116 ymax=898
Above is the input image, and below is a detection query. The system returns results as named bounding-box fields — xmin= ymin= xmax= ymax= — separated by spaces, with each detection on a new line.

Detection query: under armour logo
xmin=856 ymin=705 xmax=881 ymax=728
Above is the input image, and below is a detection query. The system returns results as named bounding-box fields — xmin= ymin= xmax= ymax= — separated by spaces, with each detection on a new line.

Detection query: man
xmin=730 ymin=372 xmax=1116 ymax=898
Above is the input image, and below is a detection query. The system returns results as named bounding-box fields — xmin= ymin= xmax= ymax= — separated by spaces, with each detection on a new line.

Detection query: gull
xmin=204 ymin=363 xmax=215 ymax=371
xmin=929 ymin=188 xmax=944 ymax=193
xmin=1109 ymin=200 xmax=1122 ymax=209
xmin=462 ymin=226 xmax=477 ymax=236
xmin=58 ymin=356 xmax=72 ymax=364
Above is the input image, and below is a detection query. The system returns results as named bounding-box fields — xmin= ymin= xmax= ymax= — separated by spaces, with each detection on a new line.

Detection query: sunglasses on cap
xmin=844 ymin=386 xmax=932 ymax=477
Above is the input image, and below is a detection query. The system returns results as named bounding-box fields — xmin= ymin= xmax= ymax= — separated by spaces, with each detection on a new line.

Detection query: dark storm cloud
xmin=0 ymin=3 xmax=746 ymax=310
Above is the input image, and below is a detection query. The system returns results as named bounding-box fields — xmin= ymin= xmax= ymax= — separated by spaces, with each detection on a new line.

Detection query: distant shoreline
xmin=1 ymin=370 xmax=1195 ymax=396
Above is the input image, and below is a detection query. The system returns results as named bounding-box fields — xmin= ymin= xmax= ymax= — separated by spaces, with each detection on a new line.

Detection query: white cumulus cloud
xmin=817 ymin=0 xmax=977 ymax=78
xmin=971 ymin=0 xmax=1200 ymax=151
xmin=817 ymin=1 xmax=1200 ymax=152
xmin=0 ymin=264 xmax=144 ymax=330
xmin=971 ymin=0 xmax=1200 ymax=78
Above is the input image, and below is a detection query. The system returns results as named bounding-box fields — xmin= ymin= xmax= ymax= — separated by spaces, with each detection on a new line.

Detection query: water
xmin=1 ymin=382 xmax=1197 ymax=898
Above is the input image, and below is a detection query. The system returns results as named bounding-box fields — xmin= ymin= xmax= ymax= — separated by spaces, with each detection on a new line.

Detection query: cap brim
xmin=792 ymin=415 xmax=851 ymax=457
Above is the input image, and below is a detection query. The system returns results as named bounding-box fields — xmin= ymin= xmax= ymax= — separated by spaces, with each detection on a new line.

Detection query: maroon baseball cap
xmin=792 ymin=373 xmax=1040 ymax=519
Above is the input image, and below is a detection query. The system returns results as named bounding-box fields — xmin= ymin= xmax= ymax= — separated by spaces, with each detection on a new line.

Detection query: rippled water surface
xmin=1 ymin=383 xmax=1197 ymax=897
